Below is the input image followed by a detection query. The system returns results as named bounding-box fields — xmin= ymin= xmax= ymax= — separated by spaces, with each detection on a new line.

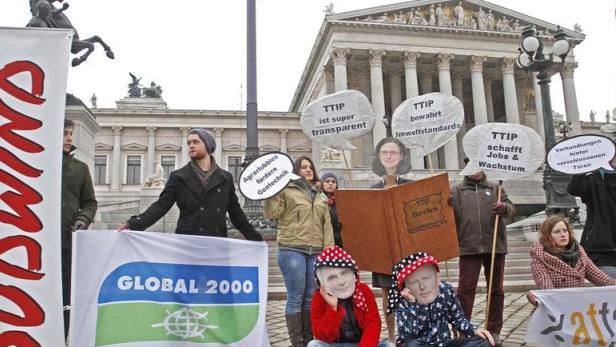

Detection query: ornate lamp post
xmin=517 ymin=26 xmax=577 ymax=215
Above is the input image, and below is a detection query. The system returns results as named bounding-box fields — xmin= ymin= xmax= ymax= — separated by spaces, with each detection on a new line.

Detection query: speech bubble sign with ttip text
xmin=391 ymin=92 xmax=464 ymax=157
xmin=460 ymin=123 xmax=545 ymax=181
xmin=547 ymin=135 xmax=616 ymax=174
xmin=238 ymin=152 xmax=301 ymax=201
xmin=301 ymin=90 xmax=375 ymax=150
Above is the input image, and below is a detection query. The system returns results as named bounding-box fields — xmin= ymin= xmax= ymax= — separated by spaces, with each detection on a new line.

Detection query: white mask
xmin=317 ymin=267 xmax=357 ymax=299
xmin=404 ymin=264 xmax=440 ymax=305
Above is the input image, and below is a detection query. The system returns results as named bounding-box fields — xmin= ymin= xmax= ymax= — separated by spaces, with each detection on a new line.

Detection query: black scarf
xmin=555 ymin=240 xmax=580 ymax=268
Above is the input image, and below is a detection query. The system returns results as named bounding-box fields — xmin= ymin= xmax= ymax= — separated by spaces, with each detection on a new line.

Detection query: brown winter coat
xmin=451 ymin=176 xmax=515 ymax=255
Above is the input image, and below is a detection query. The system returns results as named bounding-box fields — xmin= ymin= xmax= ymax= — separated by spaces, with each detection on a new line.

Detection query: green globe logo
xmin=151 ymin=307 xmax=218 ymax=339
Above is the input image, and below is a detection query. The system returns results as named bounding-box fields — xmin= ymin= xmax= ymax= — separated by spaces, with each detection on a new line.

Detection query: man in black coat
xmin=118 ymin=128 xmax=262 ymax=241
xmin=567 ymin=154 xmax=616 ymax=279
xmin=62 ymin=119 xmax=97 ymax=338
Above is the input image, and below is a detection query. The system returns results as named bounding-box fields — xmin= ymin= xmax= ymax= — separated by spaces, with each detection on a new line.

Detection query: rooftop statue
xmin=27 ymin=0 xmax=115 ymax=67
xmin=143 ymin=82 xmax=163 ymax=99
xmin=127 ymin=72 xmax=142 ymax=98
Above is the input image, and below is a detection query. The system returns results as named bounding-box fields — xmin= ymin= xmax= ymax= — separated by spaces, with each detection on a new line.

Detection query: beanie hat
xmin=188 ymin=128 xmax=216 ymax=154
xmin=315 ymin=246 xmax=368 ymax=311
xmin=387 ymin=252 xmax=439 ymax=314
xmin=320 ymin=172 xmax=338 ymax=183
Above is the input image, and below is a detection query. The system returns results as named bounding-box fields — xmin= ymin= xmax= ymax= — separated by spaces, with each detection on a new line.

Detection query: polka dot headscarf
xmin=387 ymin=252 xmax=440 ymax=314
xmin=315 ymin=246 xmax=368 ymax=311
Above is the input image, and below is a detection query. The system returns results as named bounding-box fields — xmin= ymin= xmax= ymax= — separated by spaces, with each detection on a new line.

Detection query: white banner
xmin=547 ymin=134 xmax=616 ymax=174
xmin=301 ymin=90 xmax=375 ymax=150
xmin=71 ymin=230 xmax=270 ymax=347
xmin=0 ymin=27 xmax=72 ymax=346
xmin=391 ymin=92 xmax=464 ymax=157
xmin=526 ymin=286 xmax=616 ymax=347
xmin=238 ymin=152 xmax=300 ymax=201
xmin=460 ymin=123 xmax=545 ymax=181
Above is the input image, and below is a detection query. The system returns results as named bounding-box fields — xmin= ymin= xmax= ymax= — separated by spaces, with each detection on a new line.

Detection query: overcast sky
xmin=1 ymin=0 xmax=614 ymax=120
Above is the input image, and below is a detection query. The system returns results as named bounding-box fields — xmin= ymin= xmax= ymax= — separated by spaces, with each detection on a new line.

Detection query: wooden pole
xmin=485 ymin=181 xmax=503 ymax=326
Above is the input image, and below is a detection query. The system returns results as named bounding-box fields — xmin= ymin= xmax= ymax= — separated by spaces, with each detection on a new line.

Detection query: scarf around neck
xmin=550 ymin=239 xmax=580 ymax=268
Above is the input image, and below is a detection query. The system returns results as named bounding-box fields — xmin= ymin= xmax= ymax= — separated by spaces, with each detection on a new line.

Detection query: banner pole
xmin=485 ymin=181 xmax=503 ymax=326
xmin=342 ymin=150 xmax=354 ymax=188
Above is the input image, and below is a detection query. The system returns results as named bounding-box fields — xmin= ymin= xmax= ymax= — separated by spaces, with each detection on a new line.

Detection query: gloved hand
xmin=71 ymin=220 xmax=87 ymax=232
xmin=491 ymin=202 xmax=508 ymax=216
xmin=448 ymin=195 xmax=455 ymax=207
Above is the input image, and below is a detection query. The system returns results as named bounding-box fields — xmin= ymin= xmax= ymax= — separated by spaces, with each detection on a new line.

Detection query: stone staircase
xmin=266 ymin=228 xmax=536 ymax=300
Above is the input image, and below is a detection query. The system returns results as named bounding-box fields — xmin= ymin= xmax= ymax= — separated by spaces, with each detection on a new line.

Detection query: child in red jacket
xmin=308 ymin=246 xmax=395 ymax=347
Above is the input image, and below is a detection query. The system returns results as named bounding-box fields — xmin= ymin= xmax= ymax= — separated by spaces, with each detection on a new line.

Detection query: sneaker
xmin=491 ymin=332 xmax=502 ymax=347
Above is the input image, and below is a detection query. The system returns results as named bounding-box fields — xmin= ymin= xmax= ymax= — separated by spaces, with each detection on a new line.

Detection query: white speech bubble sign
xmin=238 ymin=152 xmax=300 ymax=201
xmin=460 ymin=123 xmax=545 ymax=181
xmin=301 ymin=90 xmax=375 ymax=150
xmin=547 ymin=135 xmax=616 ymax=174
xmin=391 ymin=92 xmax=464 ymax=157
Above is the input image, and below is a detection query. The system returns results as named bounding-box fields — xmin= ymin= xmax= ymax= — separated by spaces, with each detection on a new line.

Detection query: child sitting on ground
xmin=388 ymin=252 xmax=495 ymax=347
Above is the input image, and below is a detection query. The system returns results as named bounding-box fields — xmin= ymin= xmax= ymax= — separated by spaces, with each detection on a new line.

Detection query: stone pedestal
xmin=139 ymin=187 xmax=179 ymax=233
xmin=116 ymin=97 xmax=168 ymax=111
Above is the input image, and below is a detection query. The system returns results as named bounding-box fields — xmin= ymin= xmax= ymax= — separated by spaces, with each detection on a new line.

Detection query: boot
xmin=301 ymin=310 xmax=313 ymax=345
xmin=285 ymin=313 xmax=303 ymax=347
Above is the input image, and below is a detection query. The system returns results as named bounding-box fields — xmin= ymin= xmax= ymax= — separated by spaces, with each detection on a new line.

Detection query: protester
xmin=527 ymin=215 xmax=616 ymax=305
xmin=370 ymin=136 xmax=412 ymax=343
xmin=264 ymin=155 xmax=335 ymax=347
xmin=388 ymin=252 xmax=495 ymax=347
xmin=321 ymin=172 xmax=343 ymax=248
xmin=567 ymin=154 xmax=616 ymax=278
xmin=117 ymin=128 xmax=263 ymax=242
xmin=61 ymin=119 xmax=98 ymax=338
xmin=308 ymin=246 xmax=395 ymax=347
xmin=450 ymin=164 xmax=515 ymax=346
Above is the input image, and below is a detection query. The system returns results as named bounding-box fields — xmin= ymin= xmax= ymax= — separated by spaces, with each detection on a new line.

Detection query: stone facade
xmin=76 ymin=1 xmax=597 ymax=230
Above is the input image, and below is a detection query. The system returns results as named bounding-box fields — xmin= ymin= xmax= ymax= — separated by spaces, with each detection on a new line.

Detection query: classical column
xmin=437 ymin=53 xmax=459 ymax=169
xmin=452 ymin=72 xmax=466 ymax=163
xmin=561 ymin=62 xmax=582 ymax=135
xmin=324 ymin=65 xmax=335 ymax=95
xmin=111 ymin=126 xmax=122 ymax=191
xmin=146 ymin=126 xmax=156 ymax=175
xmin=389 ymin=70 xmax=402 ymax=112
xmin=533 ymin=72 xmax=545 ymax=142
xmin=501 ymin=58 xmax=520 ymax=124
xmin=405 ymin=52 xmax=424 ymax=169
xmin=404 ymin=52 xmax=421 ymax=98
xmin=180 ymin=127 xmax=190 ymax=166
xmin=330 ymin=48 xmax=350 ymax=92
xmin=279 ymin=128 xmax=288 ymax=153
xmin=213 ymin=128 xmax=224 ymax=164
xmin=484 ymin=73 xmax=495 ymax=122
xmin=469 ymin=56 xmax=488 ymax=125
xmin=369 ymin=49 xmax=387 ymax=144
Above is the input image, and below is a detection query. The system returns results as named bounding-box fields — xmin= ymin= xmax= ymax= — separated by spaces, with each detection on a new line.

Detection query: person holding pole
xmin=370 ymin=137 xmax=412 ymax=343
xmin=450 ymin=161 xmax=515 ymax=347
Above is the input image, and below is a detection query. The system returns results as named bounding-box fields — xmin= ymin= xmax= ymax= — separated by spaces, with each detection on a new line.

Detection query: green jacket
xmin=263 ymin=180 xmax=334 ymax=250
xmin=62 ymin=148 xmax=97 ymax=249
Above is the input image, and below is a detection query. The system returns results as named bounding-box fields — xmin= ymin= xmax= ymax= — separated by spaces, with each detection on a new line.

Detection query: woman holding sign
xmin=264 ymin=155 xmax=335 ymax=347
xmin=527 ymin=215 xmax=616 ymax=305
xmin=370 ymin=137 xmax=412 ymax=343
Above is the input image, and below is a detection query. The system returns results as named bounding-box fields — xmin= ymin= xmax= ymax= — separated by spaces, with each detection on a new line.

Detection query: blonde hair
xmin=538 ymin=215 xmax=574 ymax=254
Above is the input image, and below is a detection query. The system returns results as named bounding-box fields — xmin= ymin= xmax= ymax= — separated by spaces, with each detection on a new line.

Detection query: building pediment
xmin=121 ymin=142 xmax=147 ymax=151
xmin=95 ymin=142 xmax=113 ymax=150
xmin=155 ymin=143 xmax=181 ymax=151
xmin=288 ymin=145 xmax=311 ymax=152
xmin=222 ymin=144 xmax=244 ymax=151
xmin=328 ymin=0 xmax=584 ymax=40
xmin=260 ymin=144 xmax=280 ymax=152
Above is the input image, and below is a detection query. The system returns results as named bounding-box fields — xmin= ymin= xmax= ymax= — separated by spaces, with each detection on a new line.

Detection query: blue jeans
xmin=308 ymin=340 xmax=396 ymax=347
xmin=599 ymin=265 xmax=616 ymax=279
xmin=278 ymin=249 xmax=318 ymax=315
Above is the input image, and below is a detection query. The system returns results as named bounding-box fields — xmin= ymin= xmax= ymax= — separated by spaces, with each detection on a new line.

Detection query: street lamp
xmin=517 ymin=25 xmax=577 ymax=216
